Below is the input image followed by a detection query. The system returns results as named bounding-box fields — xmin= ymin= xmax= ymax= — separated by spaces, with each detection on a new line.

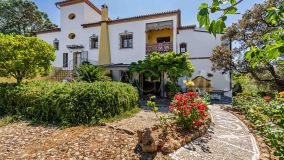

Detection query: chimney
xmin=101 ymin=4 xmax=108 ymax=21
xmin=98 ymin=4 xmax=111 ymax=65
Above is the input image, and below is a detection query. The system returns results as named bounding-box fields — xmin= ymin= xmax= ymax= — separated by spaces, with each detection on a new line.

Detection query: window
xmin=90 ymin=35 xmax=99 ymax=49
xmin=180 ymin=43 xmax=187 ymax=53
xmin=157 ymin=37 xmax=170 ymax=43
xmin=68 ymin=33 xmax=76 ymax=39
xmin=81 ymin=51 xmax=88 ymax=63
xmin=53 ymin=38 xmax=59 ymax=50
xmin=120 ymin=33 xmax=133 ymax=48
xmin=68 ymin=13 xmax=76 ymax=20
xmin=63 ymin=53 xmax=68 ymax=68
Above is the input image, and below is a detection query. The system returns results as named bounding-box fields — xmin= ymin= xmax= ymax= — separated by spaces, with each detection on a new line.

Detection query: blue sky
xmin=33 ymin=0 xmax=265 ymax=27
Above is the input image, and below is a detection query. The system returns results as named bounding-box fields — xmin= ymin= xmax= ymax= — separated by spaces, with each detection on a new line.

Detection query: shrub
xmin=0 ymin=34 xmax=56 ymax=83
xmin=233 ymin=95 xmax=284 ymax=158
xmin=165 ymin=81 xmax=180 ymax=98
xmin=0 ymin=81 xmax=139 ymax=127
xmin=75 ymin=64 xmax=111 ymax=82
xmin=169 ymin=92 xmax=209 ymax=129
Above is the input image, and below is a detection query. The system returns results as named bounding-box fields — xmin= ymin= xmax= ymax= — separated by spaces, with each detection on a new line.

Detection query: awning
xmin=103 ymin=64 xmax=130 ymax=71
xmin=67 ymin=45 xmax=84 ymax=49
xmin=146 ymin=20 xmax=173 ymax=31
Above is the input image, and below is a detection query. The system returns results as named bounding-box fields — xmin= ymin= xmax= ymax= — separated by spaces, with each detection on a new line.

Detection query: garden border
xmin=223 ymin=107 xmax=276 ymax=160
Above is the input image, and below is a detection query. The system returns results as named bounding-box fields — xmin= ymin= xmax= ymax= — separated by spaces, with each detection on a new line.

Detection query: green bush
xmin=75 ymin=63 xmax=111 ymax=82
xmin=0 ymin=81 xmax=139 ymax=127
xmin=165 ymin=81 xmax=180 ymax=98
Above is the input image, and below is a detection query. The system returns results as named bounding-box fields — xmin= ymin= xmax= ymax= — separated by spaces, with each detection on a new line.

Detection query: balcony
xmin=146 ymin=42 xmax=173 ymax=54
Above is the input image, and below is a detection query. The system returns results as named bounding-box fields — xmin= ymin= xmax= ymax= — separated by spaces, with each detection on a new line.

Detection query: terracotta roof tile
xmin=82 ymin=10 xmax=181 ymax=28
xmin=179 ymin=25 xmax=196 ymax=30
xmin=55 ymin=0 xmax=101 ymax=15
xmin=34 ymin=28 xmax=61 ymax=35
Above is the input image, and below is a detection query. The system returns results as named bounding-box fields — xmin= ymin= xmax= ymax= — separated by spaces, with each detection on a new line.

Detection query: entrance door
xmin=73 ymin=52 xmax=81 ymax=67
xmin=142 ymin=75 xmax=161 ymax=96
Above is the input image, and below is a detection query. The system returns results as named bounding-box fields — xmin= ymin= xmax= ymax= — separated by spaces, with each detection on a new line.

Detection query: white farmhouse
xmin=36 ymin=0 xmax=232 ymax=98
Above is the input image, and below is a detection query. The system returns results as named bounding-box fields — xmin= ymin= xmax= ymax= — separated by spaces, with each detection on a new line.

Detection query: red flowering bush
xmin=169 ymin=92 xmax=209 ymax=129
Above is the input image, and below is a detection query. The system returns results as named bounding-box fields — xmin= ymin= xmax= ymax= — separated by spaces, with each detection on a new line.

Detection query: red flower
xmin=186 ymin=92 xmax=198 ymax=99
xmin=169 ymin=92 xmax=208 ymax=129
xmin=194 ymin=120 xmax=202 ymax=127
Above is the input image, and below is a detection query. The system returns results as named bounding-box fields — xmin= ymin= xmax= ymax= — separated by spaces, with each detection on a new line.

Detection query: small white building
xmin=36 ymin=0 xmax=232 ymax=98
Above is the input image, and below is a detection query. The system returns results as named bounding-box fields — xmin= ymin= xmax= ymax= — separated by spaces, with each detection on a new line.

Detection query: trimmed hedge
xmin=0 ymin=81 xmax=139 ymax=126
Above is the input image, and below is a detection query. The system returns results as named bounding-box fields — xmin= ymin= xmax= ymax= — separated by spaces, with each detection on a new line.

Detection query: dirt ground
xmin=0 ymin=110 xmax=166 ymax=160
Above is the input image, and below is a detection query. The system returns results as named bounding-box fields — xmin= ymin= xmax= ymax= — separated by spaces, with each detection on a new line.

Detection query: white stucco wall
xmin=177 ymin=29 xmax=231 ymax=93
xmin=38 ymin=3 xmax=102 ymax=68
xmin=37 ymin=32 xmax=62 ymax=67
xmin=83 ymin=3 xmax=101 ymax=24
xmin=108 ymin=15 xmax=178 ymax=64
xmin=177 ymin=29 xmax=222 ymax=58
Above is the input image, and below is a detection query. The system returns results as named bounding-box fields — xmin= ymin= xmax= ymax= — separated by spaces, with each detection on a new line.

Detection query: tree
xmin=0 ymin=0 xmax=57 ymax=36
xmin=130 ymin=52 xmax=195 ymax=83
xmin=210 ymin=0 xmax=284 ymax=91
xmin=0 ymin=34 xmax=56 ymax=83
xmin=197 ymin=0 xmax=244 ymax=36
xmin=246 ymin=2 xmax=284 ymax=65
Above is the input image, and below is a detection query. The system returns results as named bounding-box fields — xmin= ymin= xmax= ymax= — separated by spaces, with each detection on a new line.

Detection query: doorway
xmin=141 ymin=74 xmax=161 ymax=96
xmin=157 ymin=36 xmax=170 ymax=43
xmin=73 ymin=52 xmax=81 ymax=67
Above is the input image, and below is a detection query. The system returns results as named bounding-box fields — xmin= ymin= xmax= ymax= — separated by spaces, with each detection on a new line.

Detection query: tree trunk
xmin=16 ymin=76 xmax=23 ymax=84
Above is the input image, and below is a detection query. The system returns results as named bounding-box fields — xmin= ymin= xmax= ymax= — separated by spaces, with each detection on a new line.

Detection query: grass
xmin=99 ymin=107 xmax=141 ymax=123
xmin=0 ymin=116 xmax=17 ymax=127
xmin=0 ymin=76 xmax=50 ymax=83
xmin=0 ymin=77 xmax=16 ymax=83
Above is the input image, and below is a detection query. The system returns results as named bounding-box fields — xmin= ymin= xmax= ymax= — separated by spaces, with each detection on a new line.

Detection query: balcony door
xmin=157 ymin=37 xmax=170 ymax=43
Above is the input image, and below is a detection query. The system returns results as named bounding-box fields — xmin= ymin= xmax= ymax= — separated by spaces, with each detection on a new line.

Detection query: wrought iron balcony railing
xmin=146 ymin=42 xmax=173 ymax=54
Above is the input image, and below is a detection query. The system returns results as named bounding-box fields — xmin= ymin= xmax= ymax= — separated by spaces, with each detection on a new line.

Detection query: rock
xmin=118 ymin=128 xmax=135 ymax=135
xmin=161 ymin=138 xmax=181 ymax=154
xmin=137 ymin=128 xmax=158 ymax=153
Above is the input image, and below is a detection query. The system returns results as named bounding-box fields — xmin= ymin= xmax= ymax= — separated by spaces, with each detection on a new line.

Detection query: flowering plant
xmin=183 ymin=80 xmax=195 ymax=88
xmin=183 ymin=80 xmax=195 ymax=92
xmin=279 ymin=91 xmax=284 ymax=98
xmin=263 ymin=96 xmax=271 ymax=102
xmin=169 ymin=92 xmax=209 ymax=129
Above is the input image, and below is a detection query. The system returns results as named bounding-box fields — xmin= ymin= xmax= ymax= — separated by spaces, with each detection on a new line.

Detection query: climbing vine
xmin=129 ymin=52 xmax=194 ymax=84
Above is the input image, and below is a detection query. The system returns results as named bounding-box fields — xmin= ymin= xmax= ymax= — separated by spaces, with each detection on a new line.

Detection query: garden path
xmin=0 ymin=105 xmax=261 ymax=160
xmin=169 ymin=104 xmax=260 ymax=160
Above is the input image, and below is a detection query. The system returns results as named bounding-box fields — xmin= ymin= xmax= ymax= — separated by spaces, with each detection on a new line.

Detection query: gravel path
xmin=0 ymin=110 xmax=163 ymax=160
xmin=0 ymin=106 xmax=260 ymax=160
xmin=169 ymin=105 xmax=260 ymax=160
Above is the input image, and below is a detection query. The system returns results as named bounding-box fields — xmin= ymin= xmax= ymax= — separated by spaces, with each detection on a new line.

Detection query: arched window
xmin=90 ymin=34 xmax=99 ymax=49
xmin=180 ymin=43 xmax=187 ymax=53
xmin=53 ymin=38 xmax=59 ymax=50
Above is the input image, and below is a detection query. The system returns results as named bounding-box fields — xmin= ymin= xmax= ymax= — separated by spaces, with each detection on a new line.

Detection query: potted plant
xmin=165 ymin=81 xmax=180 ymax=98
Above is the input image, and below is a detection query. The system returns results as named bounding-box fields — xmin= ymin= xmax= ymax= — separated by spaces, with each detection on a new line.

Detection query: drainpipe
xmin=99 ymin=4 xmax=111 ymax=65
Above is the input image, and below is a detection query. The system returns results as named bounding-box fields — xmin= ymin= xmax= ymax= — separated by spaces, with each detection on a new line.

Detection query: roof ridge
xmin=111 ymin=9 xmax=180 ymax=21
xmin=82 ymin=9 xmax=181 ymax=28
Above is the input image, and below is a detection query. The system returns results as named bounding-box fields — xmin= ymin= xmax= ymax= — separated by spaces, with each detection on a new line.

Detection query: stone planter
xmin=137 ymin=115 xmax=212 ymax=155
